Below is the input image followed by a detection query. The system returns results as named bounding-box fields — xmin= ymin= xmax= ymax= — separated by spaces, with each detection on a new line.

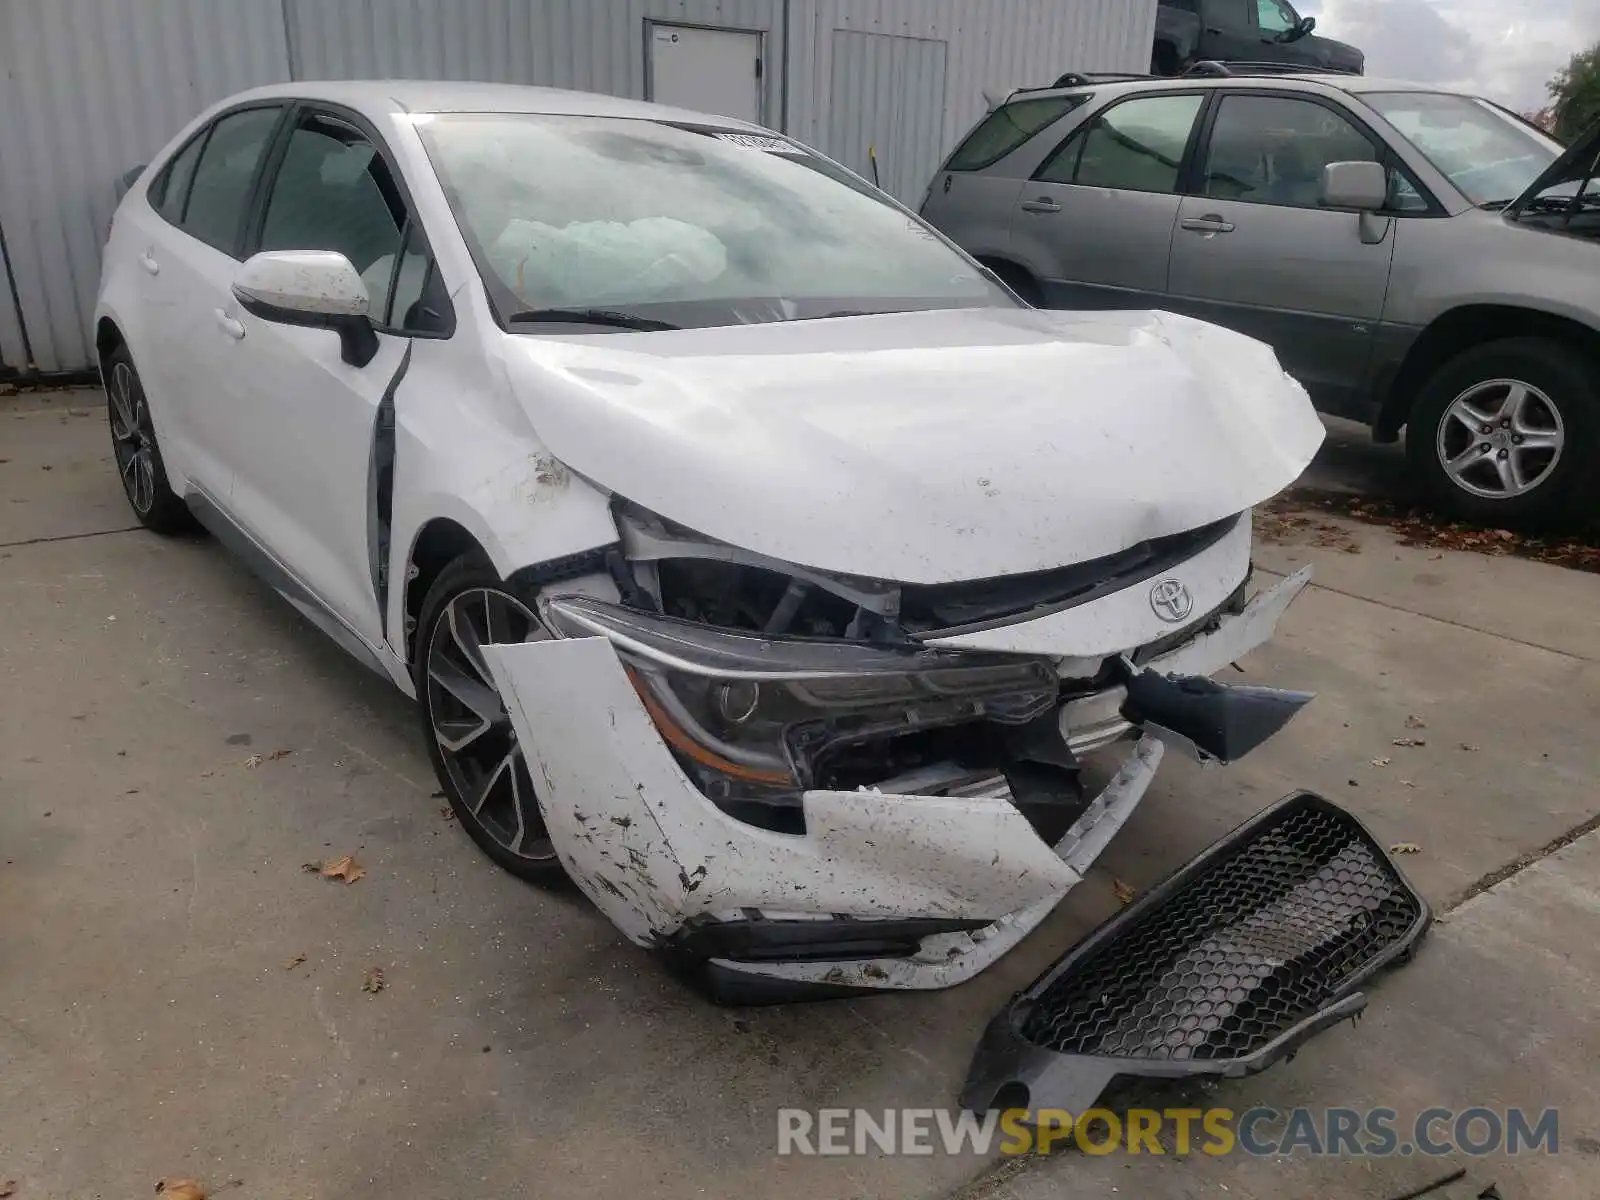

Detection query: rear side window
xmin=945 ymin=96 xmax=1085 ymax=172
xmin=181 ymin=106 xmax=283 ymax=255
xmin=152 ymin=133 xmax=206 ymax=223
xmin=1036 ymin=94 xmax=1205 ymax=193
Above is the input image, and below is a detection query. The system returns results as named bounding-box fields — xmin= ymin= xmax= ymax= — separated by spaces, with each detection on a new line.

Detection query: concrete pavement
xmin=2 ymin=396 xmax=1598 ymax=1198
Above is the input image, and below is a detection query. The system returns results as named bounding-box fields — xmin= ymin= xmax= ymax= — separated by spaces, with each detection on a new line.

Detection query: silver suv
xmin=921 ymin=70 xmax=1600 ymax=523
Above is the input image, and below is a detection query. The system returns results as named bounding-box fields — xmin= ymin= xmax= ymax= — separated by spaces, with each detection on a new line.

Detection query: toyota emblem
xmin=1149 ymin=579 xmax=1193 ymax=623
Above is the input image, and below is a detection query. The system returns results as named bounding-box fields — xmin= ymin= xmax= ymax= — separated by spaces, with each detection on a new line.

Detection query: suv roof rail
xmin=1181 ymin=60 xmax=1362 ymax=78
xmin=1050 ymin=71 xmax=1158 ymax=88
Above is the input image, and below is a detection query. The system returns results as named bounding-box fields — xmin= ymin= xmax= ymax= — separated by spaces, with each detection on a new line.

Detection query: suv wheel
xmin=1407 ymin=337 xmax=1596 ymax=525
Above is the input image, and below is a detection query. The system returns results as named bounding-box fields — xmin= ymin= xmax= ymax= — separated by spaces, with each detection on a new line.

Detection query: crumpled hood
xmin=499 ymin=307 xmax=1323 ymax=584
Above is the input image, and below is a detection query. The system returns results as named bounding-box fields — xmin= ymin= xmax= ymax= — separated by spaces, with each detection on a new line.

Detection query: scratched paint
xmin=482 ymin=566 xmax=1311 ymax=992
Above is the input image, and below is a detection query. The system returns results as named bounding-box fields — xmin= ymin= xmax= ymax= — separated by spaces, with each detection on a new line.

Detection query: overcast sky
xmin=1298 ymin=0 xmax=1599 ymax=111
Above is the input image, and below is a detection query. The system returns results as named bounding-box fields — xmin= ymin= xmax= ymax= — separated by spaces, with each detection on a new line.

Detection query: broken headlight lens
xmin=544 ymin=596 xmax=1059 ymax=812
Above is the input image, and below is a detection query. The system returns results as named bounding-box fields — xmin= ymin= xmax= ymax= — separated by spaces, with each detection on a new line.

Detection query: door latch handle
xmin=138 ymin=252 xmax=160 ymax=276
xmin=1180 ymin=215 xmax=1236 ymax=234
xmin=1019 ymin=197 xmax=1062 ymax=214
xmin=214 ymin=309 xmax=246 ymax=340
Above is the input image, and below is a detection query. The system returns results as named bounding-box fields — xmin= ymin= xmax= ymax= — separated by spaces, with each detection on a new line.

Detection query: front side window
xmin=945 ymin=96 xmax=1086 ymax=172
xmin=181 ymin=106 xmax=283 ymax=255
xmin=258 ymin=113 xmax=409 ymax=319
xmin=1202 ymin=94 xmax=1377 ymax=208
xmin=1257 ymin=0 xmax=1299 ymax=35
xmin=1036 ymin=94 xmax=1204 ymax=192
xmin=1366 ymin=91 xmax=1563 ymax=208
xmin=416 ymin=114 xmax=1010 ymax=329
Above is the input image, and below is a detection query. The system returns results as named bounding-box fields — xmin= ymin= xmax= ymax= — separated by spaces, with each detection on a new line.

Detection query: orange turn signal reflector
xmin=625 ymin=668 xmax=794 ymax=786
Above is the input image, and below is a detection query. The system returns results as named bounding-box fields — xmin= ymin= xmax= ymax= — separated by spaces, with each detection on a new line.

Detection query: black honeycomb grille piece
xmin=1019 ymin=799 xmax=1424 ymax=1062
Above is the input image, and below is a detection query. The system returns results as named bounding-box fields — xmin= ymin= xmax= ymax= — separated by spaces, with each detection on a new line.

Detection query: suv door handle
xmin=1180 ymin=215 xmax=1236 ymax=235
xmin=214 ymin=309 xmax=246 ymax=340
xmin=1019 ymin=196 xmax=1062 ymax=214
xmin=138 ymin=251 xmax=160 ymax=276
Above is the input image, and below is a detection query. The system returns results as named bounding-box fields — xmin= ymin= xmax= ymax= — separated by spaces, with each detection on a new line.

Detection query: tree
xmin=1548 ymin=42 xmax=1600 ymax=143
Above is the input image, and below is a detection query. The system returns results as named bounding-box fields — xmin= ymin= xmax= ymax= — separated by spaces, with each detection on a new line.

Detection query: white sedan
xmin=97 ymin=81 xmax=1322 ymax=1002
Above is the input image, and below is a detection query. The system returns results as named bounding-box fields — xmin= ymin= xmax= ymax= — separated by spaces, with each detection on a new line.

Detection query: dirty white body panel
xmin=485 ymin=568 xmax=1312 ymax=988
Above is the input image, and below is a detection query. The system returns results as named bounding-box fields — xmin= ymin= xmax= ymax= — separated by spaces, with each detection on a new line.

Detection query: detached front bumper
xmin=482 ymin=568 xmax=1313 ymax=999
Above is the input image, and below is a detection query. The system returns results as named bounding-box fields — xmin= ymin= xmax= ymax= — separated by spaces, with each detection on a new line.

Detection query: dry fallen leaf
xmin=438 ymin=805 xmax=456 ymax=822
xmin=284 ymin=951 xmax=307 ymax=970
xmin=1400 ymin=779 xmax=1417 ymax=788
xmin=1460 ymin=743 xmax=1481 ymax=752
xmin=267 ymin=748 xmax=293 ymax=761
xmin=155 ymin=1180 xmax=206 ymax=1200
xmin=0 ymin=1180 xmax=16 ymax=1197
xmin=362 ymin=966 xmax=386 ymax=994
xmin=1405 ymin=714 xmax=1427 ymax=729
xmin=243 ymin=754 xmax=263 ymax=769
xmin=1112 ymin=878 xmax=1137 ymax=906
xmin=1389 ymin=842 xmax=1422 ymax=855
xmin=1392 ymin=737 xmax=1426 ymax=748
xmin=1370 ymin=756 xmax=1391 ymax=767
xmin=320 ymin=854 xmax=365 ymax=885
xmin=300 ymin=861 xmax=322 ymax=874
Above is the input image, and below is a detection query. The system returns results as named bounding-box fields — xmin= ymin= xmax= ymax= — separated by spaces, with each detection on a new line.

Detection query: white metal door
xmin=647 ymin=24 xmax=763 ymax=125
xmin=826 ymin=30 xmax=949 ymax=203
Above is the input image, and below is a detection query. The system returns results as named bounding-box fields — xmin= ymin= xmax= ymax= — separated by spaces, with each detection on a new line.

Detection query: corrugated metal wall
xmin=791 ymin=0 xmax=1156 ymax=199
xmin=0 ymin=0 xmax=293 ymax=373
xmin=0 ymin=0 xmax=1151 ymax=374
xmin=285 ymin=0 xmax=785 ymax=117
xmin=827 ymin=30 xmax=948 ymax=203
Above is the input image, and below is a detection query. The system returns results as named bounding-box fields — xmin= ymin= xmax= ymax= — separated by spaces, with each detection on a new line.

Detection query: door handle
xmin=138 ymin=251 xmax=160 ymax=276
xmin=214 ymin=309 xmax=246 ymax=340
xmin=1019 ymin=196 xmax=1062 ymax=214
xmin=1180 ymin=215 xmax=1236 ymax=235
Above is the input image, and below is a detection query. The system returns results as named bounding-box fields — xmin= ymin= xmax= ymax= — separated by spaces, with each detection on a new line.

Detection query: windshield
xmin=414 ymin=113 xmax=1011 ymax=330
xmin=1366 ymin=91 xmax=1564 ymax=206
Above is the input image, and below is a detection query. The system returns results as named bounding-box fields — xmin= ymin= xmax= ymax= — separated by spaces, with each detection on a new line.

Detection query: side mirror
xmin=1298 ymin=15 xmax=1317 ymax=36
xmin=232 ymin=250 xmax=379 ymax=367
xmin=1321 ymin=160 xmax=1387 ymax=211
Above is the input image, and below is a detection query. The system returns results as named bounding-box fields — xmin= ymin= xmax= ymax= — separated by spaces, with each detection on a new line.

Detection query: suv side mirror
xmin=1279 ymin=14 xmax=1315 ymax=41
xmin=1321 ymin=161 xmax=1387 ymax=211
xmin=232 ymin=250 xmax=379 ymax=367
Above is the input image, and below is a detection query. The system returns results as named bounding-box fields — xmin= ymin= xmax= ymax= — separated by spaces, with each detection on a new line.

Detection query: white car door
xmin=137 ymin=104 xmax=287 ymax=497
xmin=219 ymin=107 xmax=447 ymax=650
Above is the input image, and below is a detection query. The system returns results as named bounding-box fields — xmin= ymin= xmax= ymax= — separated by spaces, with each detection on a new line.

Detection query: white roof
xmin=226 ymin=79 xmax=766 ymax=131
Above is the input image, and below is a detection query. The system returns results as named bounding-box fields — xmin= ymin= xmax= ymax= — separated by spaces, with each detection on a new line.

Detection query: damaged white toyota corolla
xmin=97 ymin=81 xmax=1328 ymax=1005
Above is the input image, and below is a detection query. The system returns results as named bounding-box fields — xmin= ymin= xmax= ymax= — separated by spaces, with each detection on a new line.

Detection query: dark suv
xmin=1154 ymin=0 xmax=1365 ymax=76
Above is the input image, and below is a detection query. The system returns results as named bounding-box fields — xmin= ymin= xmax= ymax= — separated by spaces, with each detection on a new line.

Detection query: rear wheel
xmin=1406 ymin=337 xmax=1596 ymax=525
xmin=105 ymin=346 xmax=193 ymax=534
xmin=415 ymin=555 xmax=567 ymax=884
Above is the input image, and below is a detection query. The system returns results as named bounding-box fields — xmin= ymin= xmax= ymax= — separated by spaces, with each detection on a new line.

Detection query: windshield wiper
xmin=506 ymin=308 xmax=680 ymax=332
xmin=1478 ymin=199 xmax=1514 ymax=211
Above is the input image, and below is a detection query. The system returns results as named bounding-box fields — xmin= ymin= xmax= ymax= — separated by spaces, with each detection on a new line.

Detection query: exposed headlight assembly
xmin=544 ymin=596 xmax=1059 ymax=827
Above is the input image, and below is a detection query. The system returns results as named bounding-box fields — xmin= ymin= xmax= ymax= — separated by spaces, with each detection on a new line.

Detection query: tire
xmin=104 ymin=346 xmax=195 ymax=534
xmin=413 ymin=554 xmax=569 ymax=885
xmin=1406 ymin=337 xmax=1597 ymax=526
